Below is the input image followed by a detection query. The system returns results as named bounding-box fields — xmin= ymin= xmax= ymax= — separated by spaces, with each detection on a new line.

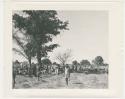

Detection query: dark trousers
xmin=65 ymin=78 xmax=68 ymax=85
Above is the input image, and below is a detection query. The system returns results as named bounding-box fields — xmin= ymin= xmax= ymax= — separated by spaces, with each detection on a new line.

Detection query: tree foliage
xmin=13 ymin=10 xmax=68 ymax=67
xmin=92 ymin=56 xmax=104 ymax=66
xmin=72 ymin=60 xmax=79 ymax=66
xmin=80 ymin=60 xmax=91 ymax=66
xmin=13 ymin=33 xmax=35 ymax=69
xmin=41 ymin=58 xmax=52 ymax=65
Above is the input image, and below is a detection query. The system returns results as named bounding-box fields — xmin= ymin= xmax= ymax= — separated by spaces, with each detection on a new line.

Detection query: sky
xmin=13 ymin=11 xmax=109 ymax=64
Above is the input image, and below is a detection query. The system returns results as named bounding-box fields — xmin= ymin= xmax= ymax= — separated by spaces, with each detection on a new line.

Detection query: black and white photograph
xmin=12 ymin=10 xmax=109 ymax=89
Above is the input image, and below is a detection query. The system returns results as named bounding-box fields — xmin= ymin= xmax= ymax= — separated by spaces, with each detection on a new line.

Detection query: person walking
xmin=65 ymin=65 xmax=70 ymax=86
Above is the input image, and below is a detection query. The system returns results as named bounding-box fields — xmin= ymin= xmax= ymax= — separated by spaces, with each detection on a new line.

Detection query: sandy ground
xmin=14 ymin=73 xmax=108 ymax=89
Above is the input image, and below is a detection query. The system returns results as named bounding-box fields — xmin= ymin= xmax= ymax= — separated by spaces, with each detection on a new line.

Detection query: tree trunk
xmin=13 ymin=72 xmax=16 ymax=88
xmin=28 ymin=58 xmax=32 ymax=77
xmin=37 ymin=51 xmax=42 ymax=67
xmin=46 ymin=65 xmax=49 ymax=74
xmin=36 ymin=50 xmax=42 ymax=81
xmin=29 ymin=59 xmax=31 ymax=68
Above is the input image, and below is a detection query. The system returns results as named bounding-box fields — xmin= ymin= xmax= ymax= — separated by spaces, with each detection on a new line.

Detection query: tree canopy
xmin=72 ymin=60 xmax=79 ymax=66
xmin=13 ymin=10 xmax=68 ymax=67
xmin=80 ymin=60 xmax=91 ymax=66
xmin=92 ymin=56 xmax=104 ymax=66
xmin=41 ymin=58 xmax=52 ymax=65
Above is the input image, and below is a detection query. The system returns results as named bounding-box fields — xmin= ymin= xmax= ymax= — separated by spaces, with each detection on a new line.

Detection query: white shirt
xmin=65 ymin=67 xmax=70 ymax=78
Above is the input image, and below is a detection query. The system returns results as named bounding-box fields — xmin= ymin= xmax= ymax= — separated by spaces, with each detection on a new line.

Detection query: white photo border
xmin=4 ymin=1 xmax=123 ymax=98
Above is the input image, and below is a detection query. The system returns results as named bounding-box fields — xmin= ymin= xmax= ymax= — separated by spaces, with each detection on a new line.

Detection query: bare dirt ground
xmin=14 ymin=73 xmax=108 ymax=89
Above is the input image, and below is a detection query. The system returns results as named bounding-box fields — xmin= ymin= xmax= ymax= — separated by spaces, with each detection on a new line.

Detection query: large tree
xmin=13 ymin=10 xmax=68 ymax=68
xmin=72 ymin=60 xmax=79 ymax=66
xmin=80 ymin=60 xmax=91 ymax=67
xmin=92 ymin=56 xmax=104 ymax=66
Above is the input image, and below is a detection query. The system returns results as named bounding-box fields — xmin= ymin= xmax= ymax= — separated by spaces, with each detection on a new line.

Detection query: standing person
xmin=55 ymin=66 xmax=59 ymax=75
xmin=65 ymin=65 xmax=70 ymax=86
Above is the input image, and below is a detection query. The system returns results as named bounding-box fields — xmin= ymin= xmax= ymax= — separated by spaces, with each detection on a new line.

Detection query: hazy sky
xmin=13 ymin=11 xmax=108 ymax=64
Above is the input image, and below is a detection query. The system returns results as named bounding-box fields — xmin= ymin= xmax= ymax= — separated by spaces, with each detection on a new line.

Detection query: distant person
xmin=64 ymin=65 xmax=70 ymax=86
xmin=55 ymin=66 xmax=59 ymax=75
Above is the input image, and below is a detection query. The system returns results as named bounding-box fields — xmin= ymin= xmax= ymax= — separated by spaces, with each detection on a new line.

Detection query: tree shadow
xmin=41 ymin=79 xmax=48 ymax=83
xmin=73 ymin=82 xmax=83 ymax=84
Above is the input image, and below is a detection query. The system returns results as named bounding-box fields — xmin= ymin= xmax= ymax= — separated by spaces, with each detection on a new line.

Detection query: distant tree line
xmin=13 ymin=55 xmax=108 ymax=79
xmin=71 ymin=56 xmax=108 ymax=74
